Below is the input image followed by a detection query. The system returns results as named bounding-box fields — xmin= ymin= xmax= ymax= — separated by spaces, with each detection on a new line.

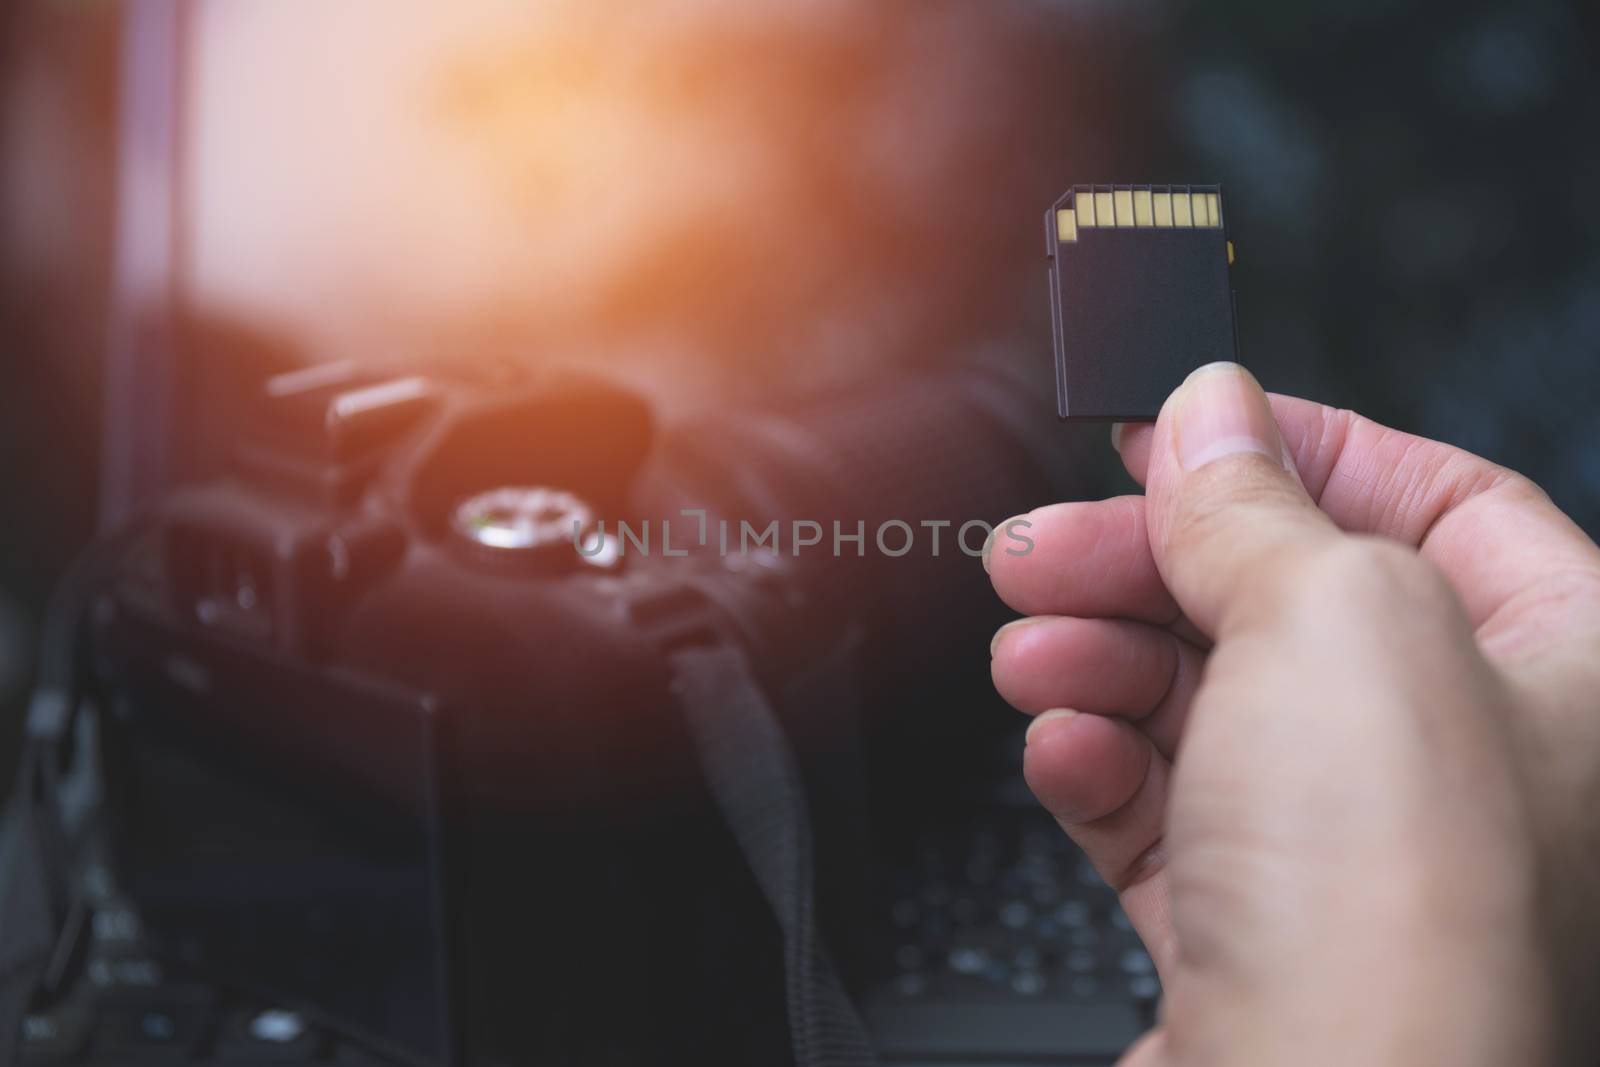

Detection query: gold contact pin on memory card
xmin=1094 ymin=191 xmax=1114 ymax=227
xmin=1173 ymin=193 xmax=1192 ymax=227
xmin=1133 ymin=189 xmax=1153 ymax=226
xmin=1113 ymin=189 xmax=1133 ymax=226
xmin=1057 ymin=209 xmax=1077 ymax=242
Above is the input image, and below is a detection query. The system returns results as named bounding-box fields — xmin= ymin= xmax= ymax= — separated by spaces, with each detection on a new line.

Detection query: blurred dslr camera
xmin=83 ymin=359 xmax=1059 ymax=1065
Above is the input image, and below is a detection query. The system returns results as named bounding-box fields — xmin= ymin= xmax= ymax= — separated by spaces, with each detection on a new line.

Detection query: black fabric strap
xmin=0 ymin=707 xmax=74 ymax=1060
xmin=669 ymin=645 xmax=877 ymax=1067
xmin=0 ymin=527 xmax=143 ymax=1059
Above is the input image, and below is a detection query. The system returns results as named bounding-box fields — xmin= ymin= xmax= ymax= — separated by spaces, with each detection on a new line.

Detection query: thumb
xmin=1144 ymin=362 xmax=1341 ymax=639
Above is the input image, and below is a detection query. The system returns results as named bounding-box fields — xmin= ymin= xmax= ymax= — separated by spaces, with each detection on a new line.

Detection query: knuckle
xmin=1166 ymin=457 xmax=1297 ymax=555
xmin=1494 ymin=468 xmax=1559 ymax=514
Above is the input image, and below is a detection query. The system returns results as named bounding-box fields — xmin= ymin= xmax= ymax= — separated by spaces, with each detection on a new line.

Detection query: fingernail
xmin=990 ymin=617 xmax=1040 ymax=657
xmin=981 ymin=524 xmax=999 ymax=573
xmin=1110 ymin=422 xmax=1127 ymax=454
xmin=1025 ymin=707 xmax=1077 ymax=745
xmin=1172 ymin=362 xmax=1290 ymax=473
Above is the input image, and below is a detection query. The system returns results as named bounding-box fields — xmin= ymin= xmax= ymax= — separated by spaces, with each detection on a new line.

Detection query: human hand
xmin=986 ymin=363 xmax=1600 ymax=1065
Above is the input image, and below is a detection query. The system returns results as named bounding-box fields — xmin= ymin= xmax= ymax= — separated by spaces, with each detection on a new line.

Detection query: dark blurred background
xmin=2 ymin=0 xmax=1598 ymax=789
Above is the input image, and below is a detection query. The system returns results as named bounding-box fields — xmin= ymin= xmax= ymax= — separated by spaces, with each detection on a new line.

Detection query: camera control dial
xmin=449 ymin=486 xmax=619 ymax=572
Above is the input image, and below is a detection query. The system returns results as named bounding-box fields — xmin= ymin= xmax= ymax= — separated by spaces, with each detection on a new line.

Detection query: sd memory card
xmin=1045 ymin=184 xmax=1238 ymax=421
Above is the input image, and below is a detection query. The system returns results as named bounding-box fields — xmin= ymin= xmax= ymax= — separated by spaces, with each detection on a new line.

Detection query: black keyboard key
xmin=215 ymin=1007 xmax=324 ymax=1061
xmin=1064 ymin=946 xmax=1098 ymax=974
xmin=1118 ymin=947 xmax=1155 ymax=977
xmin=95 ymin=1003 xmax=208 ymax=1060
xmin=1055 ymin=900 xmax=1092 ymax=928
xmin=1008 ymin=969 xmax=1048 ymax=997
xmin=85 ymin=955 xmax=165 ymax=991
xmin=892 ymin=972 xmax=928 ymax=998
xmin=19 ymin=1007 xmax=90 ymax=1063
xmin=1126 ymin=973 xmax=1161 ymax=1001
xmin=996 ymin=900 xmax=1032 ymax=930
xmin=1067 ymin=974 xmax=1102 ymax=1000
xmin=945 ymin=946 xmax=992 ymax=977
xmin=90 ymin=907 xmax=143 ymax=947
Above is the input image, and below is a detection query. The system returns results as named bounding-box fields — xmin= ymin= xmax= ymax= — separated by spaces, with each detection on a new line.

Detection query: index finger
xmin=988 ymin=495 xmax=1181 ymax=624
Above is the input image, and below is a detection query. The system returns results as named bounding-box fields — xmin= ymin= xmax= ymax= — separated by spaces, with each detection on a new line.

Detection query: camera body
xmin=89 ymin=362 xmax=874 ymax=1065
xmin=86 ymin=357 xmax=1074 ymax=1065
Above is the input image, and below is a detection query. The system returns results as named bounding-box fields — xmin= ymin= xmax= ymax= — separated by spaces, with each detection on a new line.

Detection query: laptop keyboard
xmin=863 ymin=806 xmax=1158 ymax=1064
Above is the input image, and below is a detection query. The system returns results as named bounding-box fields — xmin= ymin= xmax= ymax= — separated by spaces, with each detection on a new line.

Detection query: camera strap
xmin=669 ymin=645 xmax=877 ymax=1067
xmin=0 ymin=692 xmax=86 ymax=1058
xmin=0 ymin=527 xmax=144 ymax=1056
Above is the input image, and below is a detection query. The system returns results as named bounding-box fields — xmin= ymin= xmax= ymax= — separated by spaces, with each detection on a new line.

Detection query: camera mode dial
xmin=448 ymin=486 xmax=619 ymax=573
